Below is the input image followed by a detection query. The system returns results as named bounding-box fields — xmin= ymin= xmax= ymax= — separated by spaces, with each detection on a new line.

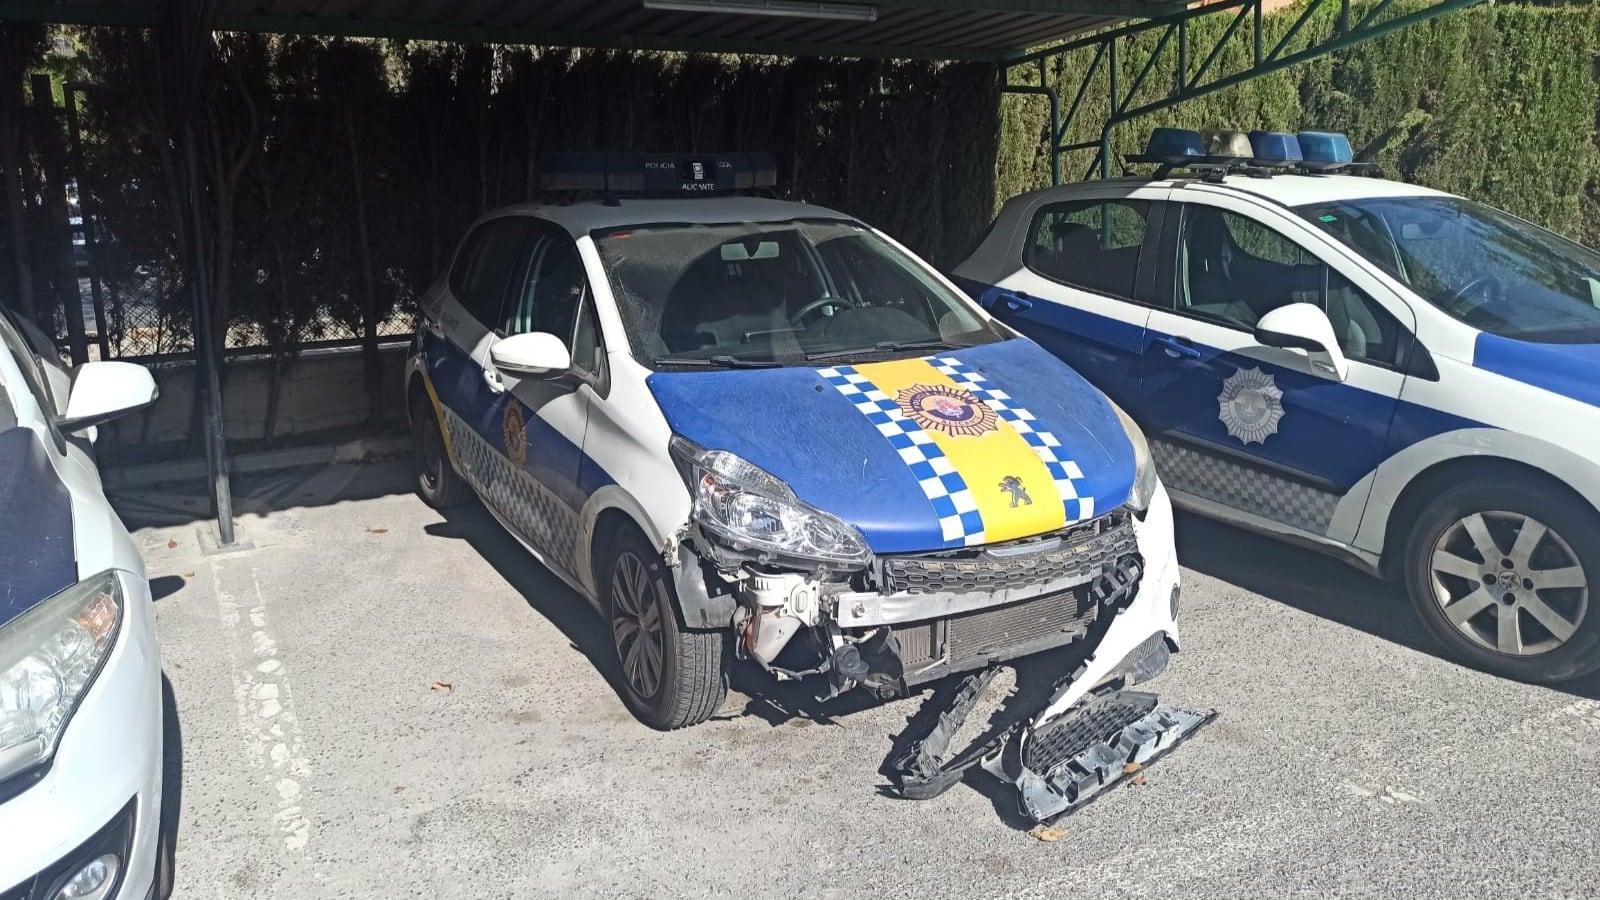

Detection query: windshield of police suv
xmin=1300 ymin=196 xmax=1600 ymax=343
xmin=593 ymin=219 xmax=1003 ymax=367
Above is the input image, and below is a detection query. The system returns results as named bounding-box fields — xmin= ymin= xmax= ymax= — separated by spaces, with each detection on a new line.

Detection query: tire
xmin=154 ymin=823 xmax=175 ymax=899
xmin=1404 ymin=478 xmax=1600 ymax=682
xmin=602 ymin=527 xmax=728 ymax=729
xmin=410 ymin=393 xmax=471 ymax=509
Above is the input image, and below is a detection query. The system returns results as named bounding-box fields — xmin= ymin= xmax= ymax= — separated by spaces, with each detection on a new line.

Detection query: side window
xmin=502 ymin=232 xmax=587 ymax=345
xmin=1025 ymin=199 xmax=1151 ymax=300
xmin=449 ymin=217 xmax=534 ymax=328
xmin=1177 ymin=206 xmax=1400 ymax=366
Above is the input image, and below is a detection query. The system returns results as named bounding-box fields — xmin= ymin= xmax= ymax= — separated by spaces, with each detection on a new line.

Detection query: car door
xmin=1135 ymin=194 xmax=1416 ymax=539
xmin=476 ymin=222 xmax=603 ymax=578
xmin=982 ymin=189 xmax=1167 ymax=411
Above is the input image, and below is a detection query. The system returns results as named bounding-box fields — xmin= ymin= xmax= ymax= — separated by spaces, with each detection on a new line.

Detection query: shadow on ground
xmin=1175 ymin=510 xmax=1600 ymax=701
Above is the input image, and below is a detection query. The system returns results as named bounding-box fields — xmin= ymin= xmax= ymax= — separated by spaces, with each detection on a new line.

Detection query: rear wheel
xmin=410 ymin=393 xmax=470 ymax=509
xmin=603 ymin=528 xmax=727 ymax=729
xmin=1405 ymin=479 xmax=1600 ymax=682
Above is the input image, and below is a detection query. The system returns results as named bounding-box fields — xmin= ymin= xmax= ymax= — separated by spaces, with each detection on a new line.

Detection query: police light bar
xmin=1296 ymin=132 xmax=1353 ymax=172
xmin=1248 ymin=131 xmax=1303 ymax=167
xmin=538 ymin=152 xmax=777 ymax=195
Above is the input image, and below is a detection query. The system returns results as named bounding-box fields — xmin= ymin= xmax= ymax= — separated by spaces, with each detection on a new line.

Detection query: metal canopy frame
xmin=1002 ymin=0 xmax=1484 ymax=184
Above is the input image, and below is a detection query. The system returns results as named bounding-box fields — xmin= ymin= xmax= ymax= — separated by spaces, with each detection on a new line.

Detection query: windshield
xmin=1299 ymin=196 xmax=1600 ymax=343
xmin=592 ymin=218 xmax=1003 ymax=367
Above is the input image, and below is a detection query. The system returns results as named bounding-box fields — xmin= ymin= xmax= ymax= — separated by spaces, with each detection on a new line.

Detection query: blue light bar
xmin=539 ymin=152 xmax=777 ymax=194
xmin=1296 ymin=132 xmax=1353 ymax=172
xmin=1249 ymin=131 xmax=1302 ymax=167
xmin=1142 ymin=128 xmax=1207 ymax=166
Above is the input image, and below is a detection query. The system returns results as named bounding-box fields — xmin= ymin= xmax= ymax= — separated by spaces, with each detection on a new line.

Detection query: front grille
xmin=889 ymin=586 xmax=1097 ymax=670
xmin=881 ymin=511 xmax=1135 ymax=595
xmin=1024 ymin=691 xmax=1158 ymax=773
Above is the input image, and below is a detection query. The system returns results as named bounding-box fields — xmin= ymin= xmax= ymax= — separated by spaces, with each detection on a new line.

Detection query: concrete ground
xmin=117 ymin=460 xmax=1600 ymax=900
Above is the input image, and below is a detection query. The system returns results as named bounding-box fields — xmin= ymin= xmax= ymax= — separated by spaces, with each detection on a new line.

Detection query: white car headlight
xmin=1109 ymin=402 xmax=1157 ymax=514
xmin=671 ymin=437 xmax=871 ymax=571
xmin=0 ymin=570 xmax=123 ymax=784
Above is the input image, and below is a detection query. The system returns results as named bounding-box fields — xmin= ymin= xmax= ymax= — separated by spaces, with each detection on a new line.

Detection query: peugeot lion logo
xmin=1000 ymin=476 xmax=1032 ymax=508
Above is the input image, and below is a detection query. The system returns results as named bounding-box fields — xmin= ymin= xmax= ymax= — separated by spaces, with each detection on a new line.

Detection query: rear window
xmin=1024 ymin=199 xmax=1151 ymax=300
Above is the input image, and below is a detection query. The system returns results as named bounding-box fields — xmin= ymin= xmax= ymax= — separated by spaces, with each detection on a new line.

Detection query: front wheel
xmin=1405 ymin=479 xmax=1600 ymax=682
xmin=603 ymin=529 xmax=728 ymax=729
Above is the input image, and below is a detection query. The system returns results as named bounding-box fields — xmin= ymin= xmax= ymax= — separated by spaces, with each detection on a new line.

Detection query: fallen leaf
xmin=166 ymin=538 xmax=178 ymax=549
xmin=1130 ymin=774 xmax=1147 ymax=787
xmin=1122 ymin=762 xmax=1142 ymax=775
xmin=393 ymin=786 xmax=406 ymax=794
xmin=183 ymin=572 xmax=195 ymax=578
xmin=431 ymin=681 xmax=453 ymax=693
xmin=1028 ymin=824 xmax=1067 ymax=843
xmin=368 ymin=527 xmax=389 ymax=535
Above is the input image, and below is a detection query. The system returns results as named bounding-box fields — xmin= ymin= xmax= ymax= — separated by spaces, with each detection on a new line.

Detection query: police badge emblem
xmin=896 ymin=384 xmax=999 ymax=438
xmin=1217 ymin=366 xmax=1284 ymax=445
xmin=503 ymin=403 xmax=528 ymax=469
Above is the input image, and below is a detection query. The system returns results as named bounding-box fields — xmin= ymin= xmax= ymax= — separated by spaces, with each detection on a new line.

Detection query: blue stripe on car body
xmin=0 ymin=427 xmax=76 ymax=627
xmin=1473 ymin=332 xmax=1600 ymax=410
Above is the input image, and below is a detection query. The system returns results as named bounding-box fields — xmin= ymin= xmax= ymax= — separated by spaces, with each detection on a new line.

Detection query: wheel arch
xmin=1369 ymin=432 xmax=1600 ymax=573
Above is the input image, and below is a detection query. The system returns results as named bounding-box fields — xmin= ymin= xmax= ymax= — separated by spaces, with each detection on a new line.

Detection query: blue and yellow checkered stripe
xmin=817 ymin=366 xmax=986 ymax=546
xmin=932 ymin=356 xmax=1095 ymax=523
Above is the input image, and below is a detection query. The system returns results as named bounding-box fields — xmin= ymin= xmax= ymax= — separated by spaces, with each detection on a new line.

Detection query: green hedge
xmin=999 ymin=0 xmax=1600 ymax=246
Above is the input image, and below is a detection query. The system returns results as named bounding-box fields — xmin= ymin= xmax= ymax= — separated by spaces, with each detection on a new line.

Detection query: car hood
xmin=1475 ymin=333 xmax=1600 ymax=409
xmin=0 ymin=426 xmax=77 ymax=628
xmin=647 ymin=339 xmax=1135 ymax=554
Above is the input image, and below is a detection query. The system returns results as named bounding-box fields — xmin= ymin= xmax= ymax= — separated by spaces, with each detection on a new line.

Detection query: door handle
xmin=1155 ymin=335 xmax=1201 ymax=360
xmin=483 ymin=367 xmax=505 ymax=394
xmin=1001 ymin=291 xmax=1034 ymax=312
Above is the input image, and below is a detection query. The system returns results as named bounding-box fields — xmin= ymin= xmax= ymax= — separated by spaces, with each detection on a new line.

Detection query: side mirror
xmin=59 ymin=361 xmax=158 ymax=432
xmin=1254 ymin=302 xmax=1349 ymax=382
xmin=490 ymin=332 xmax=572 ymax=378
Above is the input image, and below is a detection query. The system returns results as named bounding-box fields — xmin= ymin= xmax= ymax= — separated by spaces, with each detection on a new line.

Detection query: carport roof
xmin=0 ymin=0 xmax=1186 ymax=61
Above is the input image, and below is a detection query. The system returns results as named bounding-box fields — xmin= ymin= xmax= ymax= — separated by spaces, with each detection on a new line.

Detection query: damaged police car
xmin=406 ymin=154 xmax=1204 ymax=819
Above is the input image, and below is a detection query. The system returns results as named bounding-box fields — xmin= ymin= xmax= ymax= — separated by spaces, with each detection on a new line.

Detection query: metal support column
xmin=165 ymin=0 xmax=234 ymax=545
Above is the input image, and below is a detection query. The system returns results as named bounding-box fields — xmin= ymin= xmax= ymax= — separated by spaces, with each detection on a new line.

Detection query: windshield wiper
xmin=805 ymin=339 xmax=959 ymax=362
xmin=652 ymin=355 xmax=782 ymax=369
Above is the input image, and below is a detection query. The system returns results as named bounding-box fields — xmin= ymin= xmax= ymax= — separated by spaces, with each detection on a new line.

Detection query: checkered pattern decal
xmin=817 ymin=365 xmax=985 ymax=547
xmin=443 ymin=408 xmax=581 ymax=572
xmin=931 ymin=356 xmax=1096 ymax=524
xmin=1152 ymin=439 xmax=1338 ymax=534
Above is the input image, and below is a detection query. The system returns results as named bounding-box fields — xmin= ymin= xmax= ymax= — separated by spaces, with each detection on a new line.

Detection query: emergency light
xmin=539 ymin=152 xmax=777 ymax=195
xmin=1296 ymin=132 xmax=1353 ymax=171
xmin=1248 ymin=131 xmax=1303 ymax=167
xmin=1137 ymin=128 xmax=1207 ymax=166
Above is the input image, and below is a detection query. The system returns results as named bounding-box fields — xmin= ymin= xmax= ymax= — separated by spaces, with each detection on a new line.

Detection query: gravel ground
xmin=115 ymin=460 xmax=1600 ymax=900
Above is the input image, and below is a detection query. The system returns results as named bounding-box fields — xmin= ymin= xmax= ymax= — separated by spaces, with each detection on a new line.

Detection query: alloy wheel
xmin=611 ymin=551 xmax=666 ymax=699
xmin=1428 ymin=510 xmax=1588 ymax=656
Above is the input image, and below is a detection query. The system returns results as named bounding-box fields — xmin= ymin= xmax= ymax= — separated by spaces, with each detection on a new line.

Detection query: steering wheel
xmin=791 ymin=296 xmax=853 ymax=326
xmin=1447 ymin=274 xmax=1502 ymax=315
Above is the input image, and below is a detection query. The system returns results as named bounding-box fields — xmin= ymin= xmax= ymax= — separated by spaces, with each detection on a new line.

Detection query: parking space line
xmin=212 ymin=557 xmax=314 ymax=854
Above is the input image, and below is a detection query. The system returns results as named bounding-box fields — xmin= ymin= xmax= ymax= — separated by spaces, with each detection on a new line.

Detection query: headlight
xmin=0 ymin=570 xmax=123 ymax=784
xmin=670 ymin=437 xmax=871 ymax=571
xmin=1109 ymin=402 xmax=1157 ymax=514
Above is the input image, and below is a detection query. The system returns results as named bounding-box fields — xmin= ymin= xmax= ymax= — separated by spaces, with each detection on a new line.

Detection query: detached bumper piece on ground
xmin=889 ymin=624 xmax=1213 ymax=823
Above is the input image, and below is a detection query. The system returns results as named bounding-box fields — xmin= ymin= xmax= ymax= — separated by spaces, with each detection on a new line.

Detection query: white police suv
xmin=0 ymin=308 xmax=167 ymax=900
xmin=956 ymin=128 xmax=1600 ymax=683
xmin=406 ymin=153 xmax=1202 ymax=818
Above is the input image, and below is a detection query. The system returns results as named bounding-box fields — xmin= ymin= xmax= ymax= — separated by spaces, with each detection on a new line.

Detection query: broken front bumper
xmin=887 ymin=485 xmax=1212 ymax=822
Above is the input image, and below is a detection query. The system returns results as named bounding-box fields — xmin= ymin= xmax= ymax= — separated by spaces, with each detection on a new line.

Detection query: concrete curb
xmin=103 ymin=435 xmax=412 ymax=490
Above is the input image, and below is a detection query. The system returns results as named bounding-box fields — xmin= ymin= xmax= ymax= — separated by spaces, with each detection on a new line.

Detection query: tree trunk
xmin=348 ymin=121 xmax=381 ymax=427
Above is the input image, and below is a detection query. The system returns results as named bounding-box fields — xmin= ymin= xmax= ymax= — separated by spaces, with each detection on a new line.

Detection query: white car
xmin=405 ymin=153 xmax=1204 ymax=820
xmin=955 ymin=128 xmax=1600 ymax=683
xmin=0 ymin=309 xmax=167 ymax=900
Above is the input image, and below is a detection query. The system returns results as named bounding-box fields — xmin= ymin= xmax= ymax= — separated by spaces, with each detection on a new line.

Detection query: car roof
xmin=479 ymin=196 xmax=857 ymax=236
xmin=1014 ymin=172 xmax=1453 ymax=209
